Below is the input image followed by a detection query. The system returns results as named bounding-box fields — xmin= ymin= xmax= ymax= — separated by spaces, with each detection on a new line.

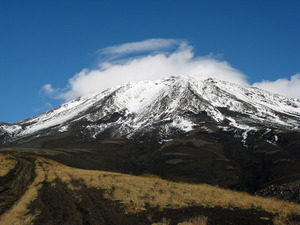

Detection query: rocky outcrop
xmin=256 ymin=184 xmax=300 ymax=204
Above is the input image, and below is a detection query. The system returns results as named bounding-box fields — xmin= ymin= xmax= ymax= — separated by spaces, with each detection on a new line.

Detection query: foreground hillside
xmin=0 ymin=152 xmax=299 ymax=225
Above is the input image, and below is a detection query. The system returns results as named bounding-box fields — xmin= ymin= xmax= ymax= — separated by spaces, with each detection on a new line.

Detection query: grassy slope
xmin=0 ymin=154 xmax=299 ymax=225
xmin=0 ymin=154 xmax=17 ymax=176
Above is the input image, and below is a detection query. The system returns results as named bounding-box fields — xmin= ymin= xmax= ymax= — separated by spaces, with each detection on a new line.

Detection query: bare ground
xmin=0 ymin=155 xmax=35 ymax=215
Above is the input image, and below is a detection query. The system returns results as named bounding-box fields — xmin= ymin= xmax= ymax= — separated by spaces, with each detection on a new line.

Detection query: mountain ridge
xmin=1 ymin=75 xmax=300 ymax=145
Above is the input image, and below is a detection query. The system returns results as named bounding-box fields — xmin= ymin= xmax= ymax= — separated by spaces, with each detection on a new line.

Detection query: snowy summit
xmin=1 ymin=75 xmax=300 ymax=144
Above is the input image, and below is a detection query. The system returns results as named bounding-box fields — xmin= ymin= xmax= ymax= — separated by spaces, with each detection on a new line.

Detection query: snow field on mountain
xmin=1 ymin=75 xmax=300 ymax=142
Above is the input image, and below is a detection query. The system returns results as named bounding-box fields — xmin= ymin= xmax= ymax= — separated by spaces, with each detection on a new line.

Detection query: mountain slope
xmin=1 ymin=75 xmax=300 ymax=145
xmin=1 ymin=75 xmax=300 ymax=195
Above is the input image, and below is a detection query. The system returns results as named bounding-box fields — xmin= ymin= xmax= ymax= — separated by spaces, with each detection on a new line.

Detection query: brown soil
xmin=0 ymin=155 xmax=35 ymax=215
xmin=28 ymin=179 xmax=277 ymax=225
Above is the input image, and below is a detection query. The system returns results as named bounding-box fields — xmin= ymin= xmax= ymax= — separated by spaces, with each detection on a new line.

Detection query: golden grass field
xmin=0 ymin=154 xmax=299 ymax=225
xmin=0 ymin=154 xmax=17 ymax=177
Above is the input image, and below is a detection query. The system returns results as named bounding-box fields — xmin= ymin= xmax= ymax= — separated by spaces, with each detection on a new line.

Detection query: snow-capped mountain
xmin=1 ymin=75 xmax=300 ymax=144
xmin=2 ymin=75 xmax=300 ymax=195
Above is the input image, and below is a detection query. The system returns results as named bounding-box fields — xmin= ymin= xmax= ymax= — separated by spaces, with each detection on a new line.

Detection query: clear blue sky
xmin=0 ymin=0 xmax=299 ymax=123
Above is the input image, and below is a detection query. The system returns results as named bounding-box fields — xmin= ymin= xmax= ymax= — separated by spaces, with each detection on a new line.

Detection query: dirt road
xmin=0 ymin=155 xmax=35 ymax=215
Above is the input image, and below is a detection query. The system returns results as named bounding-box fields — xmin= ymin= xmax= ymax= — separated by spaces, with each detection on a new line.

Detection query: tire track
xmin=0 ymin=155 xmax=35 ymax=215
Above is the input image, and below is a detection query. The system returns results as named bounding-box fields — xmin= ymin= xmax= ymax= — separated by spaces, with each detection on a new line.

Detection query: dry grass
xmin=178 ymin=215 xmax=208 ymax=225
xmin=273 ymin=215 xmax=300 ymax=225
xmin=1 ymin=156 xmax=300 ymax=225
xmin=0 ymin=157 xmax=46 ymax=225
xmin=0 ymin=154 xmax=17 ymax=176
xmin=38 ymin=157 xmax=300 ymax=216
xmin=152 ymin=217 xmax=171 ymax=225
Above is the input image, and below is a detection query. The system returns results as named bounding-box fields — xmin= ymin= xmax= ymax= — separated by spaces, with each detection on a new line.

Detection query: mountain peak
xmin=1 ymin=76 xmax=300 ymax=144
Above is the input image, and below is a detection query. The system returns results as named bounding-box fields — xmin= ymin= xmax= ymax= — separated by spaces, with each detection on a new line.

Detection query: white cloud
xmin=41 ymin=38 xmax=300 ymax=101
xmin=252 ymin=73 xmax=300 ymax=99
xmin=100 ymin=38 xmax=179 ymax=56
xmin=45 ymin=39 xmax=249 ymax=101
xmin=40 ymin=84 xmax=56 ymax=96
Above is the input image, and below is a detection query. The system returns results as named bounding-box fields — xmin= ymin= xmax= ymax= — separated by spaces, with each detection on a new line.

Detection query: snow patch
xmin=172 ymin=117 xmax=195 ymax=132
xmin=58 ymin=125 xmax=69 ymax=132
xmin=1 ymin=125 xmax=22 ymax=134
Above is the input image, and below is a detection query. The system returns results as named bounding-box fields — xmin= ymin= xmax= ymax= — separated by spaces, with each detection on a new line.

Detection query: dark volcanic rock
xmin=4 ymin=128 xmax=300 ymax=196
xmin=256 ymin=184 xmax=300 ymax=204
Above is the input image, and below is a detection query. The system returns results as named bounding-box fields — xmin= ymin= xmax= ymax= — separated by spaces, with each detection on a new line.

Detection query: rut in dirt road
xmin=0 ymin=155 xmax=36 ymax=215
xmin=28 ymin=180 xmax=276 ymax=225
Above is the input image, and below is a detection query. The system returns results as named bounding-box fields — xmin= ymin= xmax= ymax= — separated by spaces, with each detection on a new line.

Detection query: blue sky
xmin=0 ymin=0 xmax=299 ymax=123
